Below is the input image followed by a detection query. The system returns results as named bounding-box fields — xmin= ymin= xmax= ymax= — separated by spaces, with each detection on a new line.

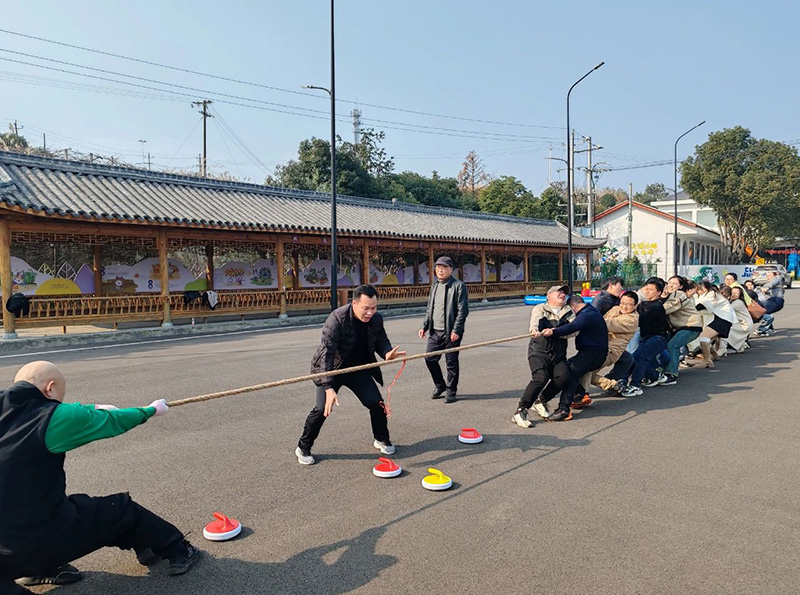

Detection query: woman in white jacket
xmin=687 ymin=281 xmax=737 ymax=368
xmin=720 ymin=285 xmax=754 ymax=353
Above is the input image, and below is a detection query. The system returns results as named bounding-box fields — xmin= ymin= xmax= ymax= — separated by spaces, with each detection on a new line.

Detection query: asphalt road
xmin=5 ymin=294 xmax=800 ymax=595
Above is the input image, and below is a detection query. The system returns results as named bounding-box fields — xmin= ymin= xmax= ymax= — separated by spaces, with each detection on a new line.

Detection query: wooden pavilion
xmin=0 ymin=151 xmax=603 ymax=338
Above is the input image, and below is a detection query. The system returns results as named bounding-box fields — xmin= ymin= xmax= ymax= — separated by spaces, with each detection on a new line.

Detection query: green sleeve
xmin=45 ymin=403 xmax=156 ymax=454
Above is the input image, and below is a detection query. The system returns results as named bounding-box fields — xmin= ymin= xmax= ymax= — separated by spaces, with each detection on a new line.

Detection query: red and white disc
xmin=203 ymin=512 xmax=242 ymax=541
xmin=458 ymin=428 xmax=483 ymax=444
xmin=373 ymin=457 xmax=402 ymax=478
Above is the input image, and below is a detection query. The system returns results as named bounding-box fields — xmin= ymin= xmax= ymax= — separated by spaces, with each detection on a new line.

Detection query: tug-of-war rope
xmin=166 ymin=332 xmax=533 ymax=411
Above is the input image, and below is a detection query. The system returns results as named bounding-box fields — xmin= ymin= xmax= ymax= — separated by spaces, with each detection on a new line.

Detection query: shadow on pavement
xmin=55 ymin=526 xmax=395 ymax=595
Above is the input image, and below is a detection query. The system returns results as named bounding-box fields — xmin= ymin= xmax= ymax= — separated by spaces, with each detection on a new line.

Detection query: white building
xmin=594 ymin=200 xmax=723 ymax=279
xmin=650 ymin=191 xmax=719 ymax=231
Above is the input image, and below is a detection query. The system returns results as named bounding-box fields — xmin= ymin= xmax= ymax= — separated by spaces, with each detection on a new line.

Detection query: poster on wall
xmin=500 ymin=262 xmax=524 ymax=281
xmin=3 ymin=257 xmax=82 ymax=296
xmin=214 ymin=259 xmax=279 ymax=290
xmin=298 ymin=260 xmax=362 ymax=288
xmin=101 ymin=258 xmax=206 ymax=293
xmin=484 ymin=264 xmax=498 ymax=282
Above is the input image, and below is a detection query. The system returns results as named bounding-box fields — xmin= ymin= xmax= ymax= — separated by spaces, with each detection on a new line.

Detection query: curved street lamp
xmin=673 ymin=120 xmax=705 ymax=276
xmin=566 ymin=62 xmax=604 ymax=288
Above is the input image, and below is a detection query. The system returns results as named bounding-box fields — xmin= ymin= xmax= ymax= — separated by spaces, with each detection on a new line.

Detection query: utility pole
xmin=147 ymin=153 xmax=151 ymax=170
xmin=13 ymin=121 xmax=22 ymax=137
xmin=42 ymin=133 xmax=46 ymax=152
xmin=191 ymin=100 xmax=213 ymax=177
xmin=585 ymin=136 xmax=593 ymax=229
xmin=547 ymin=147 xmax=552 ymax=186
xmin=351 ymin=108 xmax=362 ymax=144
xmin=628 ymin=182 xmax=634 ymax=259
xmin=568 ymin=129 xmax=575 ymax=231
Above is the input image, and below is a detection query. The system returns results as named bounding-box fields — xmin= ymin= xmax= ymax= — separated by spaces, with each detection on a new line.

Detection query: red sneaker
xmin=571 ymin=394 xmax=592 ymax=409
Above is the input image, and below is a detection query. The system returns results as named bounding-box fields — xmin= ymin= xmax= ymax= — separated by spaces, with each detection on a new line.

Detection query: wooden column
xmin=458 ymin=255 xmax=464 ymax=281
xmin=427 ymin=244 xmax=434 ymax=284
xmin=586 ymin=251 xmax=592 ymax=284
xmin=523 ymin=249 xmax=530 ymax=283
xmin=413 ymin=253 xmax=420 ymax=286
xmin=205 ymin=244 xmax=214 ymax=290
xmin=157 ymin=229 xmax=172 ymax=327
xmin=292 ymin=249 xmax=300 ymax=289
xmin=362 ymin=243 xmax=370 ymax=285
xmin=276 ymin=238 xmax=287 ymax=318
xmin=0 ymin=218 xmax=17 ymax=338
xmin=92 ymin=244 xmax=103 ymax=296
xmin=558 ymin=249 xmax=564 ymax=282
xmin=480 ymin=247 xmax=486 ymax=284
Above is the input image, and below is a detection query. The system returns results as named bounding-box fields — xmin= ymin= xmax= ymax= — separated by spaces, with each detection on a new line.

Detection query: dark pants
xmin=0 ymin=492 xmax=183 ymax=582
xmin=425 ymin=330 xmax=462 ymax=396
xmin=519 ymin=354 xmax=567 ymax=409
xmin=298 ymin=370 xmax=389 ymax=451
xmin=541 ymin=348 xmax=607 ymax=410
xmin=628 ymin=335 xmax=669 ymax=387
xmin=606 ymin=350 xmax=634 ymax=381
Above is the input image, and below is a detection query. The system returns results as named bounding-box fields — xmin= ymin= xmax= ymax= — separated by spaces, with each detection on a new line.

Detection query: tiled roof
xmin=0 ymin=151 xmax=603 ymax=248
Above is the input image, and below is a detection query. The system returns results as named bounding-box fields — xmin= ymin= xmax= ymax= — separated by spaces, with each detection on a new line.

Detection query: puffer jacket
xmin=311 ymin=304 xmax=393 ymax=388
xmin=526 ymin=303 xmax=574 ymax=361
xmin=603 ymin=305 xmax=639 ymax=362
xmin=666 ymin=290 xmax=703 ymax=330
xmin=695 ymin=291 xmax=737 ymax=325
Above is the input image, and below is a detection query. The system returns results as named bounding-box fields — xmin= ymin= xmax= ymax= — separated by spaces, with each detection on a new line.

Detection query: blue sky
xmin=1 ymin=0 xmax=798 ymax=198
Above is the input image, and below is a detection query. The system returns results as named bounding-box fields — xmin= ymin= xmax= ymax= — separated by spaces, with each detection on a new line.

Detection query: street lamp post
xmin=566 ymin=62 xmax=604 ymax=288
xmin=673 ymin=120 xmax=705 ymax=276
xmin=303 ymin=0 xmax=338 ymax=312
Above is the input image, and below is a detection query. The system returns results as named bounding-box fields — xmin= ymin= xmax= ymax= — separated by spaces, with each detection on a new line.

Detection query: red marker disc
xmin=458 ymin=428 xmax=483 ymax=444
xmin=203 ymin=512 xmax=242 ymax=541
xmin=373 ymin=457 xmax=402 ymax=478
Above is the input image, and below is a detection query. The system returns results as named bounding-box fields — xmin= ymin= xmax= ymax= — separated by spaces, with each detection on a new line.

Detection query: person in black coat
xmin=296 ymin=285 xmax=406 ymax=465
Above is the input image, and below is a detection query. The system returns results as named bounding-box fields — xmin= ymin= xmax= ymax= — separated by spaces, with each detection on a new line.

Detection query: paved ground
xmin=5 ymin=294 xmax=800 ymax=595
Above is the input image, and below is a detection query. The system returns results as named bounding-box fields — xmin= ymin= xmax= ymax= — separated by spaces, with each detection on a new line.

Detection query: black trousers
xmin=298 ymin=370 xmax=389 ymax=451
xmin=606 ymin=350 xmax=634 ymax=381
xmin=518 ymin=353 xmax=568 ymax=409
xmin=0 ymin=492 xmax=183 ymax=582
xmin=425 ymin=330 xmax=462 ymax=395
xmin=541 ymin=348 xmax=608 ymax=410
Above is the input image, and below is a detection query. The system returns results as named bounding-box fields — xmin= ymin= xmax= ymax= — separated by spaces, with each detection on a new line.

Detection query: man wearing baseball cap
xmin=419 ymin=256 xmax=469 ymax=403
xmin=512 ymin=284 xmax=574 ymax=427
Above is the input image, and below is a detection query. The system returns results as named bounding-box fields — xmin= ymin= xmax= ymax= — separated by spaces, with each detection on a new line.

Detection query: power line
xmin=0 ymin=27 xmax=563 ymax=130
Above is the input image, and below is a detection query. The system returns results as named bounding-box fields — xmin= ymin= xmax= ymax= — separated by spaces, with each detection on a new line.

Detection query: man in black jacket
xmin=296 ymin=285 xmax=406 ymax=465
xmin=419 ymin=257 xmax=469 ymax=403
xmin=539 ymin=296 xmax=609 ymax=420
xmin=591 ymin=276 xmax=624 ymax=315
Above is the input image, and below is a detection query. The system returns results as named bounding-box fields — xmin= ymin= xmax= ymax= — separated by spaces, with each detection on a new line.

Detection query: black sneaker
xmin=431 ymin=388 xmax=445 ymax=399
xmin=167 ymin=541 xmax=201 ymax=576
xmin=16 ymin=564 xmax=82 ymax=586
xmin=444 ymin=393 xmax=457 ymax=403
xmin=661 ymin=373 xmax=678 ymax=386
xmin=136 ymin=548 xmax=161 ymax=566
xmin=548 ymin=407 xmax=572 ymax=422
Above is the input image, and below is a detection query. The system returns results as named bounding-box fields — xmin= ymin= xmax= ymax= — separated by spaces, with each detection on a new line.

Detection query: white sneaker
xmin=373 ymin=440 xmax=396 ymax=455
xmin=295 ymin=446 xmax=315 ymax=465
xmin=512 ymin=408 xmax=533 ymax=428
xmin=621 ymin=385 xmax=643 ymax=397
xmin=532 ymin=400 xmax=550 ymax=419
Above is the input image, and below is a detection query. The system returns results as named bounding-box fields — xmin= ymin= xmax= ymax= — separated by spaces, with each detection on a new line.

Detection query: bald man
xmin=0 ymin=361 xmax=199 ymax=594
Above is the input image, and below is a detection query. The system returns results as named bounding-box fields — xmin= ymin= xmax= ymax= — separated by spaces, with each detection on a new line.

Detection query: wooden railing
xmin=11 ymin=280 xmax=573 ymax=329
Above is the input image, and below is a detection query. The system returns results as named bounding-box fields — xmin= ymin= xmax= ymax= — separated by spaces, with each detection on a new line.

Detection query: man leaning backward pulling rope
xmin=419 ymin=256 xmax=469 ymax=403
xmin=296 ymin=284 xmax=406 ymax=466
xmin=0 ymin=361 xmax=199 ymax=594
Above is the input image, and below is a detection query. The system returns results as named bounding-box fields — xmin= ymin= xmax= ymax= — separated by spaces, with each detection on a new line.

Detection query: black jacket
xmin=310 ymin=304 xmax=393 ymax=389
xmin=591 ymin=291 xmax=620 ymax=316
xmin=0 ymin=382 xmax=70 ymax=555
xmin=421 ymin=277 xmax=469 ymax=336
xmin=551 ymin=304 xmax=609 ymax=353
xmin=638 ymin=299 xmax=671 ymax=340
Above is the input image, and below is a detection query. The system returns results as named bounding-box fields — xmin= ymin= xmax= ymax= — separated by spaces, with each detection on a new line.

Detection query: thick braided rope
xmin=166 ymin=332 xmax=532 ymax=407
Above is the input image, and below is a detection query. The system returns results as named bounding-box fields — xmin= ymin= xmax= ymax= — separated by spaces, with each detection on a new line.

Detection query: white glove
xmin=94 ymin=404 xmax=119 ymax=411
xmin=148 ymin=399 xmax=169 ymax=416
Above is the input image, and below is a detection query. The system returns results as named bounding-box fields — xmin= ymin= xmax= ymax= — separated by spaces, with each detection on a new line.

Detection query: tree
xmin=633 ymin=182 xmax=669 ymax=204
xmin=0 ymin=124 xmax=29 ymax=151
xmin=535 ymin=184 xmax=568 ymax=224
xmin=342 ymin=128 xmax=394 ymax=178
xmin=457 ymin=150 xmax=491 ymax=203
xmin=478 ymin=176 xmax=538 ymax=218
xmin=681 ymin=126 xmax=800 ymax=262
xmin=384 ymin=170 xmax=465 ymax=209
xmin=598 ymin=192 xmax=618 ymax=212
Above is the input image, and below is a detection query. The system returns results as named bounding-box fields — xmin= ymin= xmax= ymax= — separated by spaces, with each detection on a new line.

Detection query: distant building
xmin=594 ymin=200 xmax=723 ymax=278
xmin=650 ymin=191 xmax=719 ymax=231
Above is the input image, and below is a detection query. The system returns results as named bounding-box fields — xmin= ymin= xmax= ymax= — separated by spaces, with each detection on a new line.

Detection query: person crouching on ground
xmin=419 ymin=256 xmax=469 ymax=403
xmin=661 ymin=275 xmax=703 ymax=386
xmin=0 ymin=361 xmax=199 ymax=594
xmin=512 ymin=285 xmax=574 ymax=427
xmin=685 ymin=281 xmax=737 ymax=369
xmin=296 ymin=284 xmax=406 ymax=465
xmin=537 ymin=295 xmax=609 ymax=419
xmin=756 ymin=271 xmax=785 ymax=335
